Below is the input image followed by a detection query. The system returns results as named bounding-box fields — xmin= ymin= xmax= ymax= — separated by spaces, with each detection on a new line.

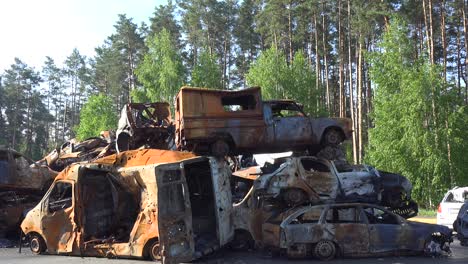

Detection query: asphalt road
xmin=0 ymin=239 xmax=467 ymax=264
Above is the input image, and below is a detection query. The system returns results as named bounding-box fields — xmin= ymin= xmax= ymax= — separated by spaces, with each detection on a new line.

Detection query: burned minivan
xmin=21 ymin=149 xmax=233 ymax=263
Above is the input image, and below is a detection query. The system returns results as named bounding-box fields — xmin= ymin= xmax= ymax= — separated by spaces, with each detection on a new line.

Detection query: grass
xmin=417 ymin=208 xmax=437 ymax=217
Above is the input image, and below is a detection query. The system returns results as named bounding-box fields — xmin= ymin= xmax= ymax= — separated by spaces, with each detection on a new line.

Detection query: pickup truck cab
xmin=175 ymin=87 xmax=352 ymax=156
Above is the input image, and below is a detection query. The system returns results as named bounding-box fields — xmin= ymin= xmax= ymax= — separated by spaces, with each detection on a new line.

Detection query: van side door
xmin=40 ymin=180 xmax=76 ymax=253
xmin=156 ymin=164 xmax=194 ymax=264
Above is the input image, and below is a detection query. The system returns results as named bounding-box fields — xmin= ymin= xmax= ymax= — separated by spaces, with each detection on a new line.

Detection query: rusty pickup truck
xmin=175 ymin=87 xmax=352 ymax=156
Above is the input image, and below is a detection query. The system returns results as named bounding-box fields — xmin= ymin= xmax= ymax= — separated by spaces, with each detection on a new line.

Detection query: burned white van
xmin=21 ymin=149 xmax=233 ymax=263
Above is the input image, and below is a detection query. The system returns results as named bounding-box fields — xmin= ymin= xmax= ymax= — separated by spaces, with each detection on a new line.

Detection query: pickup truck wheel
xmin=211 ymin=139 xmax=229 ymax=157
xmin=314 ymin=240 xmax=336 ymax=260
xmin=323 ymin=129 xmax=343 ymax=146
xmin=29 ymin=234 xmax=46 ymax=255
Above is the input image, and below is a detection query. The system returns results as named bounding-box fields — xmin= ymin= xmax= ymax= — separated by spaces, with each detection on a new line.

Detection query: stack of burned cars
xmin=231 ymin=157 xmax=451 ymax=259
xmin=21 ymin=86 xmax=453 ymax=262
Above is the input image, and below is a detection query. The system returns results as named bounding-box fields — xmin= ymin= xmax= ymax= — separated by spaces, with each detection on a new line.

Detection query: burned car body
xmin=0 ymin=147 xmax=57 ymax=236
xmin=116 ymin=102 xmax=174 ymax=153
xmin=0 ymin=147 xmax=56 ymax=192
xmin=271 ymin=203 xmax=452 ymax=260
xmin=248 ymin=156 xmax=417 ymax=218
xmin=21 ymin=149 xmax=233 ymax=263
xmin=175 ymin=87 xmax=352 ymax=156
xmin=39 ymin=134 xmax=115 ymax=172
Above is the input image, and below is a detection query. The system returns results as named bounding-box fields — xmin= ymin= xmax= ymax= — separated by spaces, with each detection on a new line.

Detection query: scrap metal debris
xmin=7 ymin=86 xmax=451 ymax=262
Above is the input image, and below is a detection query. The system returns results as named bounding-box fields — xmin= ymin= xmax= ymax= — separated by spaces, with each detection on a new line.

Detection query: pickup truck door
xmin=40 ymin=180 xmax=76 ymax=253
xmin=156 ymin=164 xmax=194 ymax=264
xmin=272 ymin=104 xmax=312 ymax=146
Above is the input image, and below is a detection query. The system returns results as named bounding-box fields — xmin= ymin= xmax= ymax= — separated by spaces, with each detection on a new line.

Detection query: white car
xmin=437 ymin=187 xmax=468 ymax=229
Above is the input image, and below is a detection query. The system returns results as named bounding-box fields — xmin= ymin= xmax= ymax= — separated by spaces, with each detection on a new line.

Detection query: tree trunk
xmin=441 ymin=0 xmax=447 ymax=80
xmin=338 ymin=0 xmax=345 ymax=118
xmin=322 ymin=1 xmax=330 ymax=113
xmin=314 ymin=13 xmax=321 ymax=112
xmin=348 ymin=0 xmax=357 ymax=164
xmin=357 ymin=40 xmax=363 ymax=164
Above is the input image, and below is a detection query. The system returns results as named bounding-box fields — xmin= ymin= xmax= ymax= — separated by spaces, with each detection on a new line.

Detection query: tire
xmin=148 ymin=240 xmax=161 ymax=261
xmin=313 ymin=240 xmax=336 ymax=261
xmin=323 ymin=129 xmax=343 ymax=146
xmin=211 ymin=139 xmax=230 ymax=157
xmin=29 ymin=234 xmax=46 ymax=255
xmin=230 ymin=230 xmax=254 ymax=251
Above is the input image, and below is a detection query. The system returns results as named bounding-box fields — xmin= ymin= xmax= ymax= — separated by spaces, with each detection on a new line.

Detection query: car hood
xmin=407 ymin=221 xmax=452 ymax=239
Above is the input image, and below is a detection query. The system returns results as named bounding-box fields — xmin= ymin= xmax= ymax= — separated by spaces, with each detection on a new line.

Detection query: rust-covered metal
xmin=251 ymin=156 xmax=417 ymax=218
xmin=21 ymin=149 xmax=233 ymax=263
xmin=276 ymin=203 xmax=452 ymax=259
xmin=175 ymin=87 xmax=352 ymax=156
xmin=116 ymin=102 xmax=174 ymax=153
xmin=0 ymin=147 xmax=57 ymax=236
xmin=38 ymin=134 xmax=115 ymax=172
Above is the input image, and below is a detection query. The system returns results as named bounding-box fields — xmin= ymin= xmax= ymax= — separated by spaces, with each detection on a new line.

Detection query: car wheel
xmin=29 ymin=234 xmax=46 ymax=255
xmin=314 ymin=240 xmax=336 ymax=261
xmin=230 ymin=230 xmax=254 ymax=251
xmin=323 ymin=129 xmax=343 ymax=146
xmin=148 ymin=240 xmax=161 ymax=261
xmin=211 ymin=139 xmax=230 ymax=157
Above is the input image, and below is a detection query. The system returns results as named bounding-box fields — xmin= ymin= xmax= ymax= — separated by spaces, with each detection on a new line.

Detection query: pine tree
xmin=134 ymin=29 xmax=186 ymax=103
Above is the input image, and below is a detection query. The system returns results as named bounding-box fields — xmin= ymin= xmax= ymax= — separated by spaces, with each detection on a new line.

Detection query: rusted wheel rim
xmin=30 ymin=237 xmax=42 ymax=254
xmin=314 ymin=240 xmax=335 ymax=260
xmin=150 ymin=243 xmax=161 ymax=260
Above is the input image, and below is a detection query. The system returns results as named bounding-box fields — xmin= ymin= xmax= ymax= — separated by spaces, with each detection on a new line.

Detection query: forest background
xmin=1 ymin=0 xmax=467 ymax=207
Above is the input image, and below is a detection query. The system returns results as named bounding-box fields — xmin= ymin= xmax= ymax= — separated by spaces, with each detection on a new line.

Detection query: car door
xmin=40 ymin=180 xmax=76 ymax=253
xmin=272 ymin=103 xmax=312 ymax=146
xmin=156 ymin=164 xmax=194 ymax=264
xmin=323 ymin=205 xmax=370 ymax=255
xmin=363 ymin=205 xmax=402 ymax=253
xmin=282 ymin=206 xmax=326 ymax=246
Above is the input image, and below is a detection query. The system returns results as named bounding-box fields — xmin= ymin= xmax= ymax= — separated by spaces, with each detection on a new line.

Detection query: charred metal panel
xmin=209 ymin=157 xmax=234 ymax=246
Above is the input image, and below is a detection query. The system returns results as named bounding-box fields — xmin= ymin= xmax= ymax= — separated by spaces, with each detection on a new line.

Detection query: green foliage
xmin=134 ymin=29 xmax=186 ymax=103
xmin=366 ymin=17 xmax=468 ymax=207
xmin=75 ymin=94 xmax=117 ymax=140
xmin=190 ymin=49 xmax=222 ymax=88
xmin=246 ymin=47 xmax=320 ymax=116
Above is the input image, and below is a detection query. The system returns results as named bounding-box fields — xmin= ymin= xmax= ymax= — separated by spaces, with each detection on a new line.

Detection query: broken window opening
xmin=80 ymin=171 xmax=138 ymax=243
xmin=48 ymin=181 xmax=72 ymax=213
xmin=300 ymin=159 xmax=330 ymax=173
xmin=363 ymin=207 xmax=399 ymax=225
xmin=221 ymin=95 xmax=256 ymax=112
xmin=271 ymin=102 xmax=305 ymax=118
xmin=325 ymin=207 xmax=363 ymax=224
xmin=184 ymin=160 xmax=218 ymax=252
xmin=291 ymin=207 xmax=324 ymax=224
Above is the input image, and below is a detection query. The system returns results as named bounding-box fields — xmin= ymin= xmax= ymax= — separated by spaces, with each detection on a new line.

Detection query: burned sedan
xmin=252 ymin=156 xmax=418 ymax=218
xmin=269 ymin=203 xmax=451 ymax=260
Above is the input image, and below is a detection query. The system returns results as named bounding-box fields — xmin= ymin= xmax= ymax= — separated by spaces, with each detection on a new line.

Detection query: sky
xmin=0 ymin=0 xmax=166 ymax=74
